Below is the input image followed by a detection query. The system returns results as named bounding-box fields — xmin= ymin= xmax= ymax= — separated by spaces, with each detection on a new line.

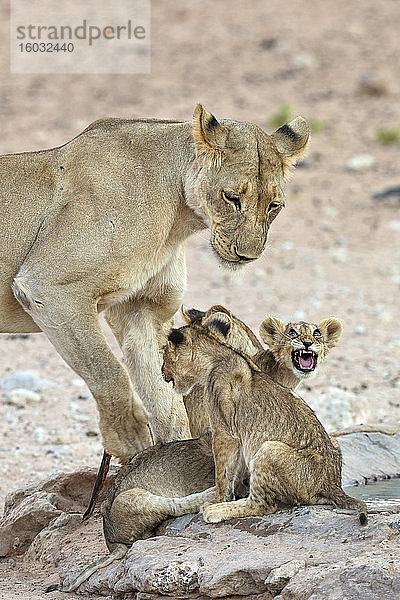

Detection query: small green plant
xmin=268 ymin=103 xmax=293 ymax=129
xmin=376 ymin=127 xmax=400 ymax=145
xmin=309 ymin=117 xmax=325 ymax=133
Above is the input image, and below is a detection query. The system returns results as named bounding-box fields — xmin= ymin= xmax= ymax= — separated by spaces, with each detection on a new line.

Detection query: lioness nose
xmin=303 ymin=340 xmax=312 ymax=349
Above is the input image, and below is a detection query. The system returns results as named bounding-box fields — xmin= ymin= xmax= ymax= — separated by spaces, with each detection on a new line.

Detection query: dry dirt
xmin=0 ymin=0 xmax=399 ymax=598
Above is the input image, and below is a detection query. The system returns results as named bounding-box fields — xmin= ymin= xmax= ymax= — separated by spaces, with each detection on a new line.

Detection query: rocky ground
xmin=1 ymin=0 xmax=400 ymax=597
xmin=1 ymin=431 xmax=400 ymax=600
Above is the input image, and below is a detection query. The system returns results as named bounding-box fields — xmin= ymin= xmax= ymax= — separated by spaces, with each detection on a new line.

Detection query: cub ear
xmin=192 ymin=104 xmax=225 ymax=167
xmin=259 ymin=316 xmax=285 ymax=346
xmin=270 ymin=116 xmax=310 ymax=179
xmin=181 ymin=305 xmax=205 ymax=325
xmin=202 ymin=310 xmax=232 ymax=340
xmin=204 ymin=304 xmax=232 ymax=320
xmin=319 ymin=318 xmax=343 ymax=349
xmin=167 ymin=328 xmax=186 ymax=346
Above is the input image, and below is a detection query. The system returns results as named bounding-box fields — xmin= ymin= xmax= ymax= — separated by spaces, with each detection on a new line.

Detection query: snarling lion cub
xmin=183 ymin=306 xmax=342 ymax=437
xmin=257 ymin=315 xmax=342 ymax=389
xmin=162 ymin=313 xmax=367 ymax=526
xmin=2 ymin=105 xmax=309 ymax=462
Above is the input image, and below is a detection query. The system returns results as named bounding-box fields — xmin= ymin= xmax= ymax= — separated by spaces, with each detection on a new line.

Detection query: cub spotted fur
xmin=163 ymin=313 xmax=367 ymax=525
xmin=48 ymin=307 xmax=344 ymax=592
xmin=184 ymin=307 xmax=342 ymax=437
xmin=256 ymin=316 xmax=342 ymax=390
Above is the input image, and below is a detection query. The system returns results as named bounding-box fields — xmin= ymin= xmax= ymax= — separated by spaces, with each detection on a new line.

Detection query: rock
xmin=265 ymin=559 xmax=306 ymax=595
xmin=0 ymin=491 xmax=61 ymax=556
xmin=359 ymin=71 xmax=390 ymax=95
xmin=3 ymin=429 xmax=400 ymax=597
xmin=25 ymin=512 xmax=81 ymax=565
xmin=1 ymin=466 xmax=116 ymax=556
xmin=306 ymin=386 xmax=371 ymax=431
xmin=73 ymin=503 xmax=400 ymax=598
xmin=3 ymin=388 xmax=41 ymax=407
xmin=338 ymin=431 xmax=400 ymax=486
xmin=0 ymin=371 xmax=53 ymax=392
xmin=372 ymin=186 xmax=400 ymax=206
xmin=345 ymin=154 xmax=375 ymax=171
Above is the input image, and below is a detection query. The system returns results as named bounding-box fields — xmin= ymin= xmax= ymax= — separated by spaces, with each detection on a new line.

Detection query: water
xmin=346 ymin=477 xmax=400 ymax=501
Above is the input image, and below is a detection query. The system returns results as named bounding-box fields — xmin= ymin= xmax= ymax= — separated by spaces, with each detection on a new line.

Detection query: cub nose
xmin=303 ymin=340 xmax=312 ymax=349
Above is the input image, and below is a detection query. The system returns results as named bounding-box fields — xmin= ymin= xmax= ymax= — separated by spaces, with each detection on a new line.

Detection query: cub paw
xmin=202 ymin=503 xmax=225 ymax=524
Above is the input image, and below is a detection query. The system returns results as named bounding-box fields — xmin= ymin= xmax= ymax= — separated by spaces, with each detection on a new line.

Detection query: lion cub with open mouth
xmin=162 ymin=312 xmax=367 ymax=525
xmin=184 ymin=307 xmax=342 ymax=438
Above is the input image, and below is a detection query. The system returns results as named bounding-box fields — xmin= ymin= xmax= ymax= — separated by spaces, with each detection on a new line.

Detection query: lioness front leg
xmin=12 ymin=278 xmax=152 ymax=462
xmin=105 ymin=259 xmax=191 ymax=443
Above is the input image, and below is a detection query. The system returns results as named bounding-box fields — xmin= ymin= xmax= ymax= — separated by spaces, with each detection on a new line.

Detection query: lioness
xmin=1 ymin=105 xmax=309 ymax=462
xmin=162 ymin=313 xmax=367 ymax=525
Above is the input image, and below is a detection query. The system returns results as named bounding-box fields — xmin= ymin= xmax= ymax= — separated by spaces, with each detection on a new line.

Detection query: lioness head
xmin=184 ymin=104 xmax=310 ymax=268
xmin=259 ymin=317 xmax=343 ymax=380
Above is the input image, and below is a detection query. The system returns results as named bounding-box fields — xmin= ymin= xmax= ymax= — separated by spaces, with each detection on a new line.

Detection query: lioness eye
xmin=313 ymin=329 xmax=322 ymax=337
xmin=268 ymin=201 xmax=281 ymax=212
xmin=222 ymin=190 xmax=241 ymax=211
xmin=288 ymin=328 xmax=298 ymax=337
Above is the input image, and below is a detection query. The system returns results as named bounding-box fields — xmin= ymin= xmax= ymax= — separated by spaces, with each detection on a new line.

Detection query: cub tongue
xmin=299 ymin=354 xmax=313 ymax=369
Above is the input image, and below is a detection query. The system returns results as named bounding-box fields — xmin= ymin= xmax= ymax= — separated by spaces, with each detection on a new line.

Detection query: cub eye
xmin=288 ymin=328 xmax=298 ymax=337
xmin=313 ymin=329 xmax=322 ymax=337
xmin=268 ymin=201 xmax=282 ymax=212
xmin=222 ymin=190 xmax=241 ymax=211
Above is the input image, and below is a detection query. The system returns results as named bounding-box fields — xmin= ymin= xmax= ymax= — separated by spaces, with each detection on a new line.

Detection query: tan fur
xmin=0 ymin=106 xmax=309 ymax=462
xmin=181 ymin=305 xmax=263 ymax=437
xmin=49 ymin=433 xmax=216 ymax=592
xmin=183 ymin=308 xmax=342 ymax=436
xmin=257 ymin=316 xmax=343 ymax=389
xmin=52 ymin=307 xmax=343 ymax=591
xmin=162 ymin=317 xmax=367 ymax=525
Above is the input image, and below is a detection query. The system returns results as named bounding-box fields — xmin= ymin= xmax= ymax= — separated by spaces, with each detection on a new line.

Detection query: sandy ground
xmin=0 ymin=0 xmax=400 ymax=597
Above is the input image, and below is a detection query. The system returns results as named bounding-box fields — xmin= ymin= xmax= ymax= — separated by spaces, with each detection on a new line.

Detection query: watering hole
xmin=346 ymin=477 xmax=400 ymax=501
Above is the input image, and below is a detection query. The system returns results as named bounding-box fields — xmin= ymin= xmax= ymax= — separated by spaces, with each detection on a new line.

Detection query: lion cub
xmin=257 ymin=316 xmax=342 ymax=389
xmin=162 ymin=312 xmax=367 ymax=525
xmin=183 ymin=307 xmax=342 ymax=437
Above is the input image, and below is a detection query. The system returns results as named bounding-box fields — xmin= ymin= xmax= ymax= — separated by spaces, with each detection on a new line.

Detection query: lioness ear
xmin=192 ymin=104 xmax=225 ymax=168
xmin=259 ymin=316 xmax=285 ymax=346
xmin=181 ymin=305 xmax=205 ymax=325
xmin=319 ymin=318 xmax=343 ymax=349
xmin=203 ymin=310 xmax=232 ymax=340
xmin=270 ymin=117 xmax=310 ymax=179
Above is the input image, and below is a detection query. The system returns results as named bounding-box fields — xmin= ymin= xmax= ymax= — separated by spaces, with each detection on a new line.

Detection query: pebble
xmin=292 ymin=52 xmax=315 ymax=69
xmin=0 ymin=370 xmax=56 ymax=392
xmin=4 ymin=388 xmax=41 ymax=407
xmin=359 ymin=72 xmax=389 ymax=96
xmin=345 ymin=154 xmax=375 ymax=171
xmin=0 ymin=371 xmax=42 ymax=392
xmin=354 ymin=324 xmax=366 ymax=335
xmin=331 ymin=247 xmax=348 ymax=263
xmin=259 ymin=38 xmax=289 ymax=53
xmin=386 ymin=221 xmax=400 ymax=231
